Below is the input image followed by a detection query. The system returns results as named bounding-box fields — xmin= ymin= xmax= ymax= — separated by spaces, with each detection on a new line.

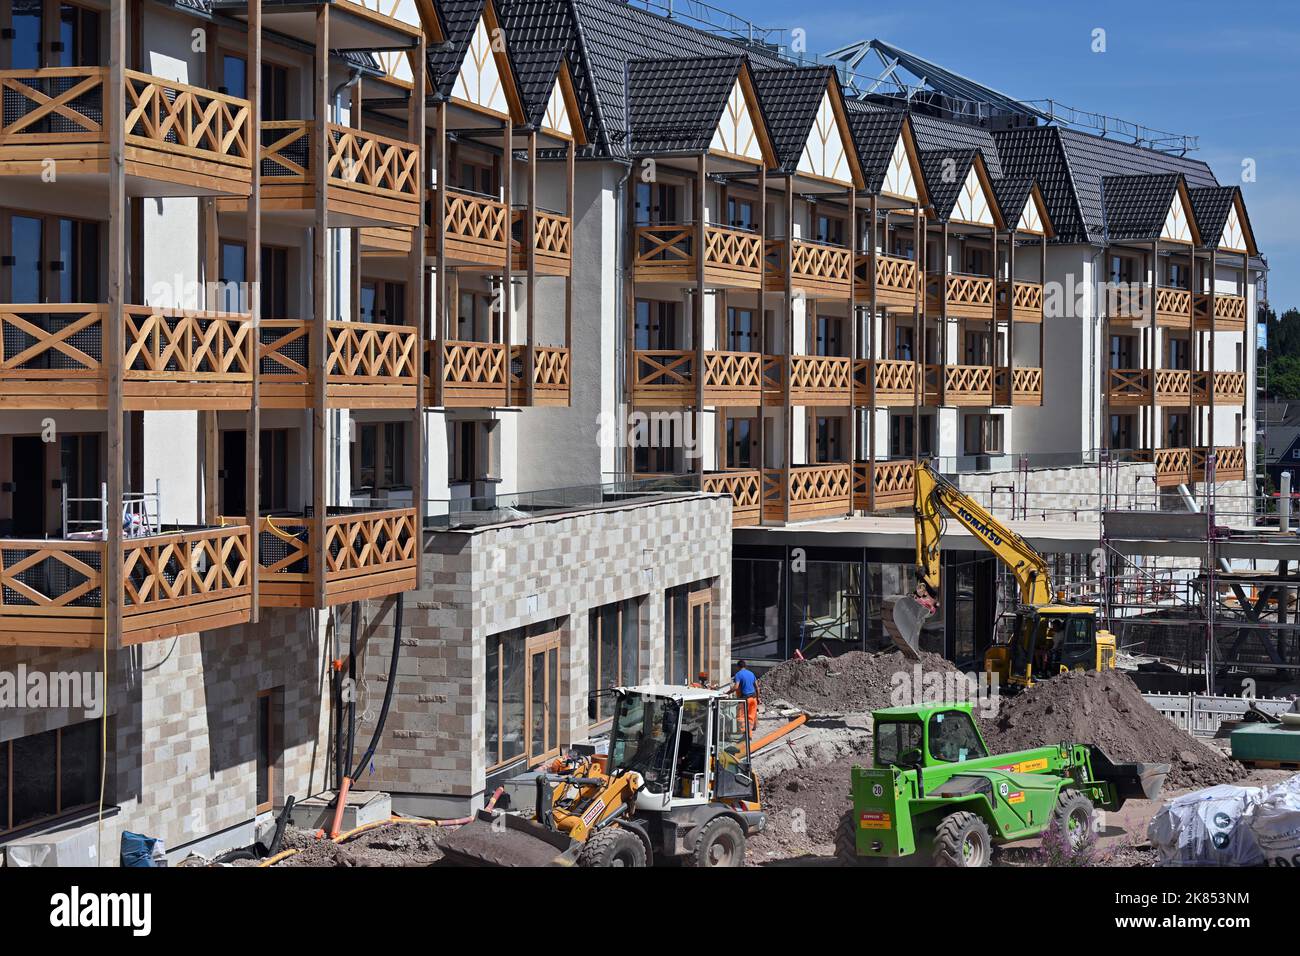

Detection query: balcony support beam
xmin=434 ymin=102 xmax=448 ymax=407
xmin=913 ymin=203 xmax=922 ymax=460
xmin=107 ymin=0 xmax=127 ymax=653
xmin=525 ymin=129 xmax=538 ymax=406
xmin=867 ymin=194 xmax=878 ymax=512
xmin=564 ymin=138 xmax=575 ymax=358
xmin=846 ymin=182 xmax=856 ymax=516
xmin=757 ymin=162 xmax=767 ymax=524
xmin=694 ymin=152 xmax=706 ymax=478
xmin=246 ymin=0 xmax=262 ymax=621
xmin=1150 ymin=239 xmax=1159 ymax=457
xmin=407 ymin=34 xmax=425 ymax=582
xmin=502 ymin=117 xmax=513 ymax=407
xmin=311 ymin=3 xmax=330 ymax=610
xmin=783 ymin=180 xmax=794 ymax=523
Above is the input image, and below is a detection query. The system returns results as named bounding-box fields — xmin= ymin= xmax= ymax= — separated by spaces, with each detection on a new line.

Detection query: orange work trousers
xmin=745 ymin=696 xmax=758 ymax=732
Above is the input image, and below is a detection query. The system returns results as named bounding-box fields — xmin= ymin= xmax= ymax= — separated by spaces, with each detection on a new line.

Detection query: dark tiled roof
xmin=1187 ymin=185 xmax=1238 ymax=249
xmin=992 ymin=127 xmax=1088 ymax=242
xmin=626 ymin=56 xmax=746 ymax=155
xmin=919 ymin=149 xmax=980 ymax=221
xmin=1100 ymin=173 xmax=1182 ymax=241
xmin=992 ymin=177 xmax=1034 ymax=229
xmin=844 ymin=103 xmax=907 ymax=195
xmin=910 ymin=112 xmax=1002 ymax=178
xmin=510 ymin=46 xmax=568 ymax=129
xmin=752 ymin=66 xmax=834 ymax=173
xmin=427 ymin=0 xmax=493 ymax=101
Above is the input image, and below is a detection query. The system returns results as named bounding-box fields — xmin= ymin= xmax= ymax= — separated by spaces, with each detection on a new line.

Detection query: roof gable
xmin=796 ymin=87 xmax=857 ymax=186
xmin=450 ymin=11 xmax=513 ymax=117
xmin=1219 ymin=199 xmax=1250 ymax=254
xmin=627 ymin=56 xmax=771 ymax=162
xmin=952 ymin=160 xmax=998 ymax=227
xmin=921 ymin=149 xmax=1001 ymax=227
xmin=1161 ymin=187 xmax=1195 ymax=244
xmin=711 ymin=75 xmax=766 ymax=163
xmin=881 ymin=129 xmax=921 ymax=203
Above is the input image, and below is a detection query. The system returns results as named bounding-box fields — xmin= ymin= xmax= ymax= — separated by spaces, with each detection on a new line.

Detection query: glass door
xmin=525 ymin=630 xmax=561 ymax=766
xmin=689 ymin=589 xmax=713 ymax=685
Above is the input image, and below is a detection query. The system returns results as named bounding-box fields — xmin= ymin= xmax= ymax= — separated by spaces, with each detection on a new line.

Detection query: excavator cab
xmin=992 ymin=606 xmax=1112 ymax=688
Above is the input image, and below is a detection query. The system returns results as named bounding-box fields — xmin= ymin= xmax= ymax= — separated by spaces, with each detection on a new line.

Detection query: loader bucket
xmin=883 ymin=595 xmax=933 ymax=661
xmin=438 ymin=808 xmax=581 ymax=867
xmin=1088 ymin=746 xmax=1170 ymax=803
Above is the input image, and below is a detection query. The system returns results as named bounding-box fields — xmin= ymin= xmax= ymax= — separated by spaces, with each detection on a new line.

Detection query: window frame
xmin=0 ymin=720 xmax=103 ymax=836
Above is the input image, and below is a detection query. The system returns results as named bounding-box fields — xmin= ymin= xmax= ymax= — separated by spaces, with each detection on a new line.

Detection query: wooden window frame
xmin=664 ymin=581 xmax=715 ymax=686
xmin=588 ymin=599 xmax=642 ymax=727
xmin=0 ymin=721 xmax=102 ymax=837
xmin=449 ymin=419 xmax=499 ymax=485
xmin=255 ymin=688 xmax=279 ymax=815
xmin=486 ymin=623 xmax=564 ymax=772
xmin=352 ymin=420 xmax=407 ymax=492
xmin=964 ymin=414 xmax=1004 ymax=456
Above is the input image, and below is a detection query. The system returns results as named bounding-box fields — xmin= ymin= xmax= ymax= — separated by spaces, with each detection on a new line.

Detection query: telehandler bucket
xmin=883 ymin=595 xmax=933 ymax=660
xmin=438 ymin=808 xmax=581 ymax=867
xmin=1087 ymin=747 xmax=1171 ymax=802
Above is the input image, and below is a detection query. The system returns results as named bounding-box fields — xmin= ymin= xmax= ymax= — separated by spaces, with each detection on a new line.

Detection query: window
xmin=588 ymin=599 xmax=641 ymax=724
xmin=0 ymin=721 xmax=101 ymax=834
xmin=60 ymin=433 xmax=101 ymax=529
xmin=1166 ymin=412 xmax=1189 ymax=448
xmin=962 ymin=245 xmax=989 ymax=276
xmin=893 ymin=325 xmax=914 ymax=361
xmin=1109 ymin=255 xmax=1135 ymax=285
xmin=814 ymin=213 xmax=844 ymax=246
xmin=1109 ymin=414 xmax=1135 ymax=451
xmin=456 ymin=155 xmax=498 ymax=196
xmin=664 ymin=581 xmax=714 ymax=685
xmin=260 ymin=428 xmax=290 ymax=512
xmin=3 ymin=2 xmax=100 ymax=70
xmin=726 ymin=307 xmax=757 ymax=352
xmin=1 ymin=210 xmax=99 ymax=303
xmin=635 ymin=182 xmax=678 ymax=226
xmin=359 ymin=279 xmax=406 ymax=325
xmin=450 ymin=420 xmax=498 ymax=484
xmin=964 ymin=330 xmax=994 ymax=365
xmin=927 ymin=710 xmax=987 ymax=763
xmin=352 ymin=421 xmax=406 ymax=492
xmin=1109 ymin=335 xmax=1135 ymax=369
xmin=486 ymin=621 xmax=562 ymax=770
xmin=890 ymin=415 xmax=933 ymax=458
xmin=727 ymin=195 xmax=756 ymax=230
xmin=815 ymin=315 xmax=844 ymax=357
xmin=1166 ymin=336 xmax=1189 ymax=370
xmin=256 ymin=688 xmax=282 ymax=814
xmin=220 ymin=54 xmax=289 ymax=120
xmin=456 ymin=290 xmax=498 ymax=342
xmin=814 ymin=415 xmax=844 ymax=463
xmin=875 ymin=720 xmax=923 ymax=766
xmin=726 ymin=417 xmax=756 ymax=469
xmin=964 ymin=415 xmax=1004 ymax=455
xmin=635 ymin=299 xmax=680 ymax=350
xmin=1165 ymin=260 xmax=1189 ymax=290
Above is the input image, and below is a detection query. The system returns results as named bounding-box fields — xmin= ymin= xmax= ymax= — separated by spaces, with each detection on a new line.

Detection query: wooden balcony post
xmin=525 ymin=129 xmax=537 ymax=406
xmin=846 ymin=183 xmax=856 ymax=515
xmin=407 ymin=33 xmax=425 ymax=576
xmin=1006 ymin=228 xmax=1015 ymax=405
xmin=502 ymin=116 xmax=513 ymax=406
xmin=868 ymin=194 xmax=878 ymax=512
xmin=202 ymin=200 xmax=220 ymax=525
xmin=694 ymin=152 xmax=706 ymax=477
xmin=434 ymin=103 xmax=448 ymax=407
xmin=912 ymin=203 xmax=922 ymax=460
xmin=783 ymin=180 xmax=794 ymax=523
xmin=1039 ymin=233 xmax=1046 ymax=390
xmin=246 ymin=0 xmax=262 ymax=621
xmin=1102 ymin=241 xmax=1111 ymax=453
xmin=940 ymin=221 xmax=949 ymax=404
xmin=311 ymin=3 xmax=329 ymax=609
xmin=757 ymin=161 xmax=767 ymax=523
xmin=1149 ymin=239 xmax=1159 ymax=463
xmin=564 ymin=138 xmax=574 ymax=361
xmin=106 ymin=0 xmax=127 ymax=652
xmin=623 ymin=166 xmax=636 ymax=476
xmin=1207 ymin=246 xmax=1217 ymax=467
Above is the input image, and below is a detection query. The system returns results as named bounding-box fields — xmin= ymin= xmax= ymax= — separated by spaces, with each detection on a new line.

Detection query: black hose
xmin=347 ymin=601 xmax=358 ymax=773
xmin=351 ymin=593 xmax=402 ymax=781
xmin=266 ymin=795 xmax=295 ymax=857
xmin=333 ymin=655 xmax=344 ymax=791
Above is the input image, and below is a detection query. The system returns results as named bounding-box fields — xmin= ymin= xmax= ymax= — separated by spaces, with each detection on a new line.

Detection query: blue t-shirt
xmin=733 ymin=668 xmax=758 ymax=697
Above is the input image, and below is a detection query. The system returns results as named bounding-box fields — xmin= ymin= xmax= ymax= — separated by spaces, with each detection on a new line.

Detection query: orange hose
xmin=747 ymin=714 xmax=807 ymax=755
xmin=329 ymin=776 xmax=353 ymax=839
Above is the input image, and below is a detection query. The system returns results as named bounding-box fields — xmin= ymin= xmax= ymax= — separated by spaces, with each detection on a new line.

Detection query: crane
xmin=890 ymin=460 xmax=1116 ymax=688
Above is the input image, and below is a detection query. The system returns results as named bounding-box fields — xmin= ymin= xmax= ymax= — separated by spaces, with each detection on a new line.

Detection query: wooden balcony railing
xmin=0 ymin=67 xmax=252 ymax=195
xmin=1191 ymin=445 xmax=1246 ymax=483
xmin=632 ymin=350 xmax=763 ymax=406
xmin=702 ymin=469 xmax=762 ymax=526
xmin=765 ymin=238 xmax=853 ymax=297
xmin=854 ymin=253 xmax=920 ymax=307
xmin=1194 ymin=293 xmax=1247 ymax=331
xmin=1152 ymin=447 xmax=1191 ymax=488
xmin=939 ymin=364 xmax=995 ymax=406
xmin=998 ymin=280 xmax=1044 ymax=322
xmin=1105 ymin=368 xmax=1192 ymax=407
xmin=852 ymin=358 xmax=918 ymax=406
xmin=762 ymin=464 xmax=852 ymax=522
xmin=258 ymin=319 xmax=418 ymax=409
xmin=926 ymin=273 xmax=995 ymax=318
xmin=0 ymin=525 xmax=252 ymax=647
xmin=435 ymin=340 xmax=508 ymax=407
xmin=994 ymin=366 xmax=1044 ymax=406
xmin=853 ymin=460 xmax=915 ymax=512
xmin=511 ymin=209 xmax=573 ymax=275
xmin=763 ymin=354 xmax=852 ymax=406
xmin=0 ymin=304 xmax=253 ymax=410
xmin=633 ymin=224 xmax=763 ymax=289
xmin=1155 ymin=286 xmax=1192 ymax=322
xmin=1191 ymin=370 xmax=1246 ymax=405
xmin=429 ymin=187 xmax=508 ymax=268
xmin=509 ymin=345 xmax=571 ymax=406
xmin=258 ymin=508 xmax=418 ymax=608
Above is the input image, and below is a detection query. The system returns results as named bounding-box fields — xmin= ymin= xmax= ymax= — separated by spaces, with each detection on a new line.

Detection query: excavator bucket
xmin=883 ymin=595 xmax=934 ymax=660
xmin=438 ymin=808 xmax=582 ymax=867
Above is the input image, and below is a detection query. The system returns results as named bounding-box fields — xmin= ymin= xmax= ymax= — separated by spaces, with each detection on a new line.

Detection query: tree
xmin=1260 ymin=306 xmax=1300 ymax=399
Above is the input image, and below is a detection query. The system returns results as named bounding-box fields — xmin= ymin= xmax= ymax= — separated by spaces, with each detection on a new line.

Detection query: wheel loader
xmin=439 ymin=684 xmax=764 ymax=867
xmin=889 ymin=459 xmax=1117 ymax=689
xmin=836 ymin=702 xmax=1169 ymax=867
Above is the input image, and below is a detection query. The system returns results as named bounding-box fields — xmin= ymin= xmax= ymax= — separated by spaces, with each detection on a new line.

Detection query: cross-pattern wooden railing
xmin=998 ymin=280 xmax=1044 ymax=320
xmin=1191 ymin=370 xmax=1246 ymax=404
xmin=123 ymin=307 xmax=253 ymax=380
xmin=632 ymin=349 xmax=761 ymax=405
xmin=852 ymin=460 xmax=915 ymax=512
xmin=928 ymin=273 xmax=995 ymax=314
xmin=1191 ymin=445 xmax=1246 ymax=483
xmin=633 ymin=224 xmax=762 ymax=286
xmin=763 ymin=354 xmax=852 ymax=404
xmin=326 ymin=320 xmax=418 ymax=385
xmin=123 ymin=70 xmax=251 ymax=169
xmin=766 ymin=238 xmax=853 ymax=294
xmin=511 ymin=209 xmax=572 ymax=273
xmin=994 ymin=366 xmax=1043 ymax=406
xmin=1153 ymin=447 xmax=1191 ymax=487
xmin=1155 ymin=369 xmax=1191 ymax=403
xmin=434 ymin=187 xmax=508 ymax=263
xmin=509 ymin=345 xmax=571 ymax=405
xmin=853 ymin=358 xmax=917 ymax=406
xmin=439 ymin=340 xmax=508 ymax=406
xmin=704 ymin=225 xmax=763 ymax=277
xmin=1105 ymin=283 xmax=1148 ymax=319
xmin=1106 ymin=368 xmax=1151 ymax=405
xmin=0 ymin=525 xmax=252 ymax=646
xmin=1194 ymin=293 xmax=1247 ymax=330
xmin=1 ymin=66 xmax=106 ymax=142
xmin=326 ymin=123 xmax=418 ymax=199
xmin=1155 ymin=286 xmax=1192 ymax=318
xmin=702 ymin=469 xmax=762 ymax=526
xmin=256 ymin=319 xmax=417 ymax=407
xmin=762 ymin=464 xmax=852 ymax=522
xmin=942 ymin=364 xmax=995 ymax=405
xmin=855 ymin=253 xmax=919 ymax=302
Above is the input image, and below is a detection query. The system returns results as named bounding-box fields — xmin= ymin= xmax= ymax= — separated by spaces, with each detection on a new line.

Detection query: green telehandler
xmin=837 ymin=703 xmax=1170 ymax=867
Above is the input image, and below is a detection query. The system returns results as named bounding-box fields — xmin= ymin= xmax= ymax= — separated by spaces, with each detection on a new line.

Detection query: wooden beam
xmin=757 ymin=162 xmax=767 ymax=523
xmin=695 ymin=152 xmax=706 ymax=478
xmin=408 ymin=34 xmax=426 ymax=584
xmin=502 ymin=116 xmax=513 ymax=407
xmin=311 ymin=4 xmax=329 ymax=610
xmin=106 ymin=0 xmax=127 ymax=652
xmin=246 ymin=0 xmax=262 ymax=620
xmin=526 ymin=129 xmax=537 ymax=406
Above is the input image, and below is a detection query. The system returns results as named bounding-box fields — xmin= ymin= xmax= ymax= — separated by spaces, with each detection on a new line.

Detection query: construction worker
xmin=731 ymin=660 xmax=759 ymax=734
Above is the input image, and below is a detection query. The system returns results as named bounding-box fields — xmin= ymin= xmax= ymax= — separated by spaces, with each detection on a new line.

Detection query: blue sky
xmin=716 ymin=0 xmax=1300 ymax=314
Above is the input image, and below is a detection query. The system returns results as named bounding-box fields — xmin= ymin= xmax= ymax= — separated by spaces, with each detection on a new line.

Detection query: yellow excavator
xmin=889 ymin=460 xmax=1116 ymax=689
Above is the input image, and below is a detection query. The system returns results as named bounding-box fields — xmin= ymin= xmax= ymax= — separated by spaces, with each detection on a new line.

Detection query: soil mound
xmin=761 ymin=649 xmax=966 ymax=715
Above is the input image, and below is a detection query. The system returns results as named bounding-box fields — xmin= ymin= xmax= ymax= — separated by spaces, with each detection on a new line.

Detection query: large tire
xmin=578 ymin=827 xmax=647 ymax=867
xmin=834 ymin=810 xmax=891 ymax=866
xmin=932 ymin=811 xmax=992 ymax=868
xmin=1051 ymin=790 xmax=1096 ymax=851
xmin=686 ymin=815 xmax=745 ymax=867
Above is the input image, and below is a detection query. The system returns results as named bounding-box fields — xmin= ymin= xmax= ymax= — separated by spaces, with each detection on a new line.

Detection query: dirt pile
xmin=273 ymin=823 xmax=451 ymax=866
xmin=981 ymin=669 xmax=1241 ymax=790
xmin=748 ymin=751 xmax=865 ymax=862
xmin=761 ymin=649 xmax=966 ymax=715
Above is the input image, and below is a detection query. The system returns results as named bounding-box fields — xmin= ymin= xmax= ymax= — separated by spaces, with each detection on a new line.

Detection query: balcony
xmin=994 ymin=366 xmax=1044 ymax=406
xmin=1105 ymin=369 xmax=1191 ymax=407
xmin=0 ymin=68 xmax=251 ymax=197
xmin=633 ymin=224 xmax=763 ymax=290
xmin=1192 ymin=371 xmax=1247 ymax=405
xmin=512 ymin=208 xmax=573 ymax=276
xmin=257 ymin=507 xmax=418 ymax=608
xmin=632 ymin=350 xmax=763 ymax=407
xmin=430 ymin=340 xmax=508 ymax=408
xmin=998 ymin=280 xmax=1044 ymax=323
xmin=220 ymin=120 xmax=419 ymax=228
xmin=853 ymin=358 xmax=918 ymax=407
xmin=0 ymin=525 xmax=252 ymax=648
xmin=1192 ymin=446 xmax=1246 ymax=483
xmin=0 ymin=304 xmax=252 ymax=410
xmin=510 ymin=345 xmax=571 ymax=407
xmin=763 ymin=355 xmax=853 ymax=406
xmin=765 ymin=238 xmax=853 ymax=297
xmin=1107 ymin=285 xmax=1194 ymax=327
xmin=854 ymin=254 xmax=920 ymax=309
xmin=853 ymin=460 xmax=915 ymax=512
xmin=926 ymin=273 xmax=995 ymax=319
xmin=923 ymin=364 xmax=995 ymax=407
xmin=1194 ymin=293 xmax=1247 ymax=332
xmin=258 ymin=319 xmax=418 ymax=409
xmin=426 ymin=187 xmax=508 ymax=269
xmin=702 ymin=469 xmax=762 ymax=526
xmin=762 ymin=464 xmax=852 ymax=522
